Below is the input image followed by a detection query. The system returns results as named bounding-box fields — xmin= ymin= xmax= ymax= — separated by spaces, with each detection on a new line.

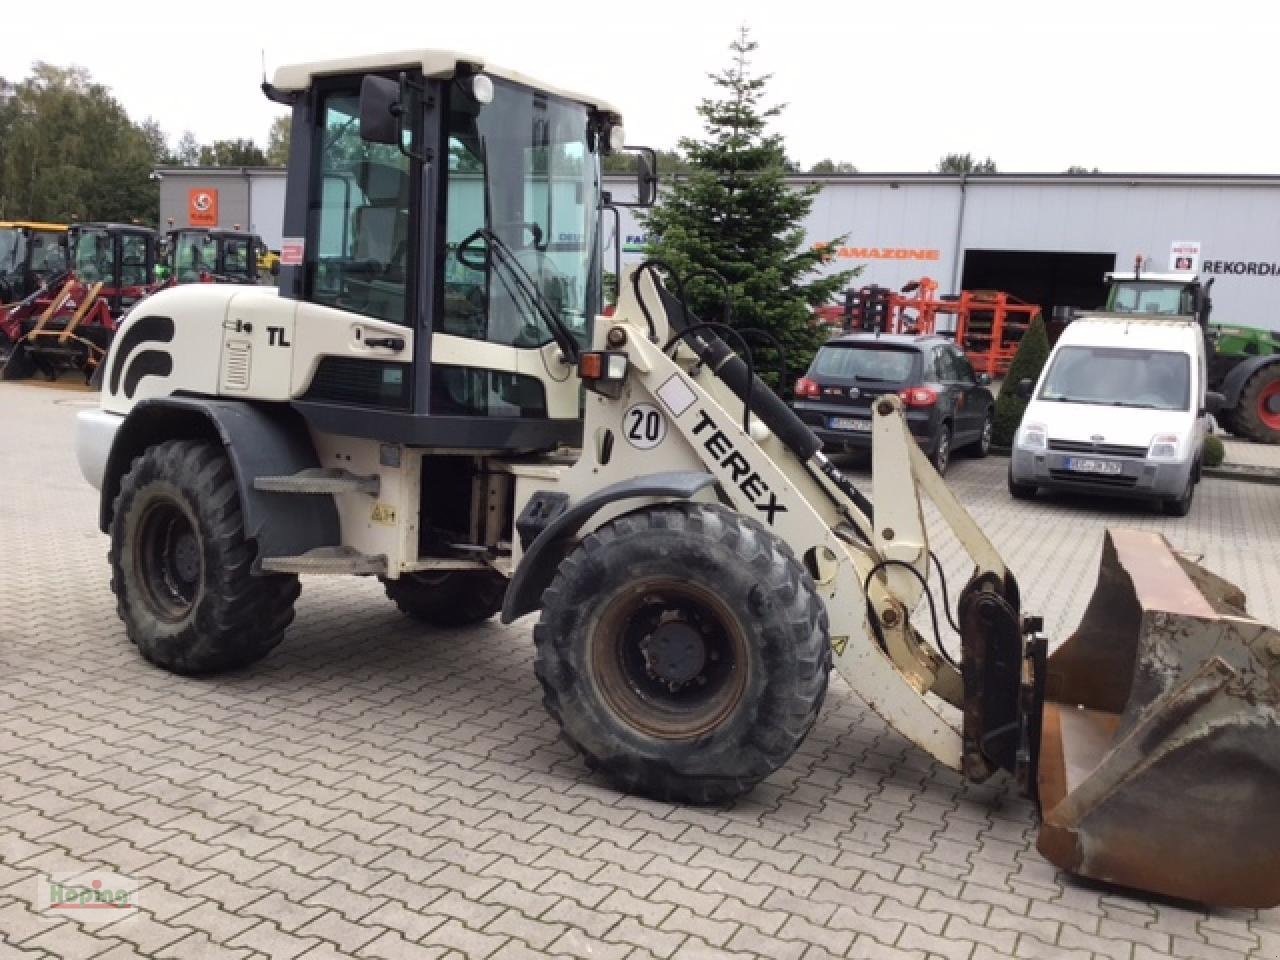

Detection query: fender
xmin=500 ymin=470 xmax=715 ymax=624
xmin=99 ymin=396 xmax=339 ymax=566
xmin=1219 ymin=354 xmax=1280 ymax=407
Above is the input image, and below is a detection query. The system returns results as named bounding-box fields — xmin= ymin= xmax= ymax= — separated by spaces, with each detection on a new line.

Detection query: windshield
xmin=221 ymin=237 xmax=252 ymax=278
xmin=1108 ymin=282 xmax=1192 ymax=316
xmin=28 ymin=231 xmax=65 ymax=275
xmin=73 ymin=230 xmax=114 ymax=284
xmin=0 ymin=228 xmax=25 ymax=277
xmin=812 ymin=345 xmax=917 ymax=382
xmin=441 ymin=78 xmax=600 ymax=348
xmin=1039 ymin=346 xmax=1191 ymax=411
xmin=174 ymin=232 xmax=217 ymax=282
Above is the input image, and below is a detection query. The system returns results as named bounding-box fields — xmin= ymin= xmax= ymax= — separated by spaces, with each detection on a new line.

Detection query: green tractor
xmin=1103 ymin=270 xmax=1280 ymax=443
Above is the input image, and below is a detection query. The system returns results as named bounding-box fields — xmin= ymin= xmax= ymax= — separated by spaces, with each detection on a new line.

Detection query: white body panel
xmin=100 ymin=285 xmax=414 ymax=414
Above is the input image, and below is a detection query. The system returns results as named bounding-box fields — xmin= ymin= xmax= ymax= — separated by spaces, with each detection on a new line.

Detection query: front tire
xmin=1162 ymin=468 xmax=1196 ymax=517
xmin=109 ymin=440 xmax=300 ymax=675
xmin=1008 ymin=463 xmax=1037 ymax=500
xmin=534 ymin=503 xmax=830 ymax=804
xmin=383 ymin=571 xmax=505 ymax=626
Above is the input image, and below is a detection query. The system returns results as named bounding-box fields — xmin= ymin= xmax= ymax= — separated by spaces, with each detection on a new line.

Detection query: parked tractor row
xmin=1 ymin=224 xmax=271 ymax=381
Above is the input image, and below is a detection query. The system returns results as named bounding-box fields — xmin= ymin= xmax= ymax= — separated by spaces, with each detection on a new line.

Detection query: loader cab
xmin=166 ymin=228 xmax=262 ymax=284
xmin=270 ymin=51 xmax=648 ymax=450
xmin=0 ymin=221 xmax=70 ymax=302
xmin=69 ymin=223 xmax=158 ymax=316
xmin=1104 ymin=271 xmax=1202 ymax=322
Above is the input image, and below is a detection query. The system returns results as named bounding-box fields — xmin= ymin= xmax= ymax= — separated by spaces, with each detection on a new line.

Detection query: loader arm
xmin=546 ymin=268 xmax=1025 ymax=774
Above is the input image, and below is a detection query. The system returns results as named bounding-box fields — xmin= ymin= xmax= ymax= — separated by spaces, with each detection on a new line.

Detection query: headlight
xmin=1018 ymin=422 xmax=1047 ymax=451
xmin=1148 ymin=433 xmax=1181 ymax=459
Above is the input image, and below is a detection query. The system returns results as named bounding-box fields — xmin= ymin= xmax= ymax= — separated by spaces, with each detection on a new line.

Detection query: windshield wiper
xmin=480 ymin=228 xmax=580 ymax=362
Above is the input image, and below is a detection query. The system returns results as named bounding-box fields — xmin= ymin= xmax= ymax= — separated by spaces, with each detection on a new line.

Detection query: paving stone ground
xmin=1221 ymin=437 xmax=1280 ymax=471
xmin=2 ymin=380 xmax=1278 ymax=960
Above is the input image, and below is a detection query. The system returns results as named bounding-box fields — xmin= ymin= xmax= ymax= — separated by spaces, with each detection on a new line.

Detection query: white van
xmin=1008 ymin=315 xmax=1212 ymax=516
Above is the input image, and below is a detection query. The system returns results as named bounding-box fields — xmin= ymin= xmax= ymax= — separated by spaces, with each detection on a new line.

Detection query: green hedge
xmin=993 ymin=313 xmax=1051 ymax=446
xmin=1203 ymin=434 xmax=1225 ymax=467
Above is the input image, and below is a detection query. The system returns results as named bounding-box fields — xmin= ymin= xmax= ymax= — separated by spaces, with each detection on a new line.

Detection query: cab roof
xmin=1106 ymin=271 xmax=1198 ymax=284
xmin=0 ymin=221 xmax=68 ymax=233
xmin=273 ymin=49 xmax=621 ymax=118
xmin=1060 ymin=316 xmax=1203 ymax=352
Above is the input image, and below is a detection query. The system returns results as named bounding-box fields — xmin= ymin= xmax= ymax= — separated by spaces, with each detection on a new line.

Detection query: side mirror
xmin=1205 ymin=391 xmax=1225 ymax=415
xmin=609 ymin=147 xmax=659 ymax=208
xmin=977 ymin=372 xmax=992 ymax=386
xmin=1015 ymin=378 xmax=1034 ymax=401
xmin=359 ymin=75 xmax=401 ymax=145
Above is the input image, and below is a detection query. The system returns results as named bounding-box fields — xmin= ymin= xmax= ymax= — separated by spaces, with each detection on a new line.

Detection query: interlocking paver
xmin=4 ymin=381 xmax=1279 ymax=960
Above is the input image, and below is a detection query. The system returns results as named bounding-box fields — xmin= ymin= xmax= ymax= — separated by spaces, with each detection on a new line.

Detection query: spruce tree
xmin=642 ymin=28 xmax=852 ymax=392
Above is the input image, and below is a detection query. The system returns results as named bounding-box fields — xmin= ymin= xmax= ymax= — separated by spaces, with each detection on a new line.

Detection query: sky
xmin=3 ymin=0 xmax=1275 ymax=174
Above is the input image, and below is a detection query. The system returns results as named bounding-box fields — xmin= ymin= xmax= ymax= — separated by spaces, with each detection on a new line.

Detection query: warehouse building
xmin=154 ymin=166 xmax=287 ymax=249
xmin=156 ymin=167 xmax=1280 ymax=329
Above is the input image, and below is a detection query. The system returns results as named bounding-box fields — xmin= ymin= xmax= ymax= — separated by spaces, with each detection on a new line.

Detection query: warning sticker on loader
xmin=623 ymin=403 xmax=667 ymax=450
xmin=371 ymin=503 xmax=397 ymax=526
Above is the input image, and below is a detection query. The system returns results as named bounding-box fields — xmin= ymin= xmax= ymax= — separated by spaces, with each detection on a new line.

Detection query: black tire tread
xmin=109 ymin=440 xmax=300 ymax=675
xmin=382 ymin=571 xmax=505 ymax=627
xmin=534 ymin=503 xmax=830 ymax=805
xmin=1233 ymin=366 xmax=1280 ymax=444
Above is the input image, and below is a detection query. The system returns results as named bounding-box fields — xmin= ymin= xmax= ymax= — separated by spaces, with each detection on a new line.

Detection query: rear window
xmin=812 ymin=345 xmax=917 ymax=382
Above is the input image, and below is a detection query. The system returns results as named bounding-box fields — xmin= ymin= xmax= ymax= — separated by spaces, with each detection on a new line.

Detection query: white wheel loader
xmin=76 ymin=51 xmax=1280 ymax=908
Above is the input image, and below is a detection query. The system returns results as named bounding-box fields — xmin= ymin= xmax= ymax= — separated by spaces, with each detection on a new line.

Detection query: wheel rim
xmin=936 ymin=429 xmax=950 ymax=471
xmin=981 ymin=417 xmax=992 ymax=452
xmin=591 ymin=579 xmax=749 ymax=740
xmin=135 ymin=498 xmax=202 ymax=621
xmin=1259 ymin=380 xmax=1280 ymax=432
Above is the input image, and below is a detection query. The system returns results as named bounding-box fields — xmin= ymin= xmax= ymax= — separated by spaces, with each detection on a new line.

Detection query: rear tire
xmin=109 ymin=440 xmax=300 ymax=675
xmin=534 ymin=503 xmax=830 ymax=804
xmin=931 ymin=422 xmax=953 ymax=475
xmin=967 ymin=411 xmax=994 ymax=458
xmin=1162 ymin=469 xmax=1196 ymax=517
xmin=0 ymin=342 xmax=35 ymax=381
xmin=1008 ymin=464 xmax=1037 ymax=500
xmin=1234 ymin=366 xmax=1280 ymax=444
xmin=383 ymin=571 xmax=506 ymax=626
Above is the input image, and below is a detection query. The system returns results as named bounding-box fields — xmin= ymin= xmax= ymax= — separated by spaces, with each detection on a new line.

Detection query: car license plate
xmin=829 ymin=417 xmax=871 ymax=432
xmin=1064 ymin=457 xmax=1123 ymax=475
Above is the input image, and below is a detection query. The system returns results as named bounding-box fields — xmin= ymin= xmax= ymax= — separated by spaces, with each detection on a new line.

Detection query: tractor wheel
xmin=1234 ymin=366 xmax=1280 ymax=444
xmin=534 ymin=503 xmax=830 ymax=804
xmin=0 ymin=342 xmax=36 ymax=381
xmin=382 ymin=571 xmax=506 ymax=627
xmin=109 ymin=440 xmax=300 ymax=675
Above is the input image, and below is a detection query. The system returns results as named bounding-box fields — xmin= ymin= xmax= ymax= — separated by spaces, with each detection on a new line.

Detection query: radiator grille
xmin=222 ymin=342 xmax=251 ymax=391
xmin=302 ymin=357 xmax=411 ymax=409
xmin=1048 ymin=469 xmax=1138 ymax=488
xmin=1049 ymin=438 xmax=1147 ymax=458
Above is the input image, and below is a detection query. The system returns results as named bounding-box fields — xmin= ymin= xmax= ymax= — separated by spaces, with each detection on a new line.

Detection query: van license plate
xmin=829 ymin=417 xmax=871 ymax=432
xmin=1064 ymin=457 xmax=1123 ymax=475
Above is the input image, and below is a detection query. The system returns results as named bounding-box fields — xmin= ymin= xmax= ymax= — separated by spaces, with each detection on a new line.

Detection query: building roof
xmin=1106 ymin=271 xmax=1197 ymax=283
xmin=271 ymin=49 xmax=621 ymax=117
xmin=786 ymin=172 xmax=1280 ymax=187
